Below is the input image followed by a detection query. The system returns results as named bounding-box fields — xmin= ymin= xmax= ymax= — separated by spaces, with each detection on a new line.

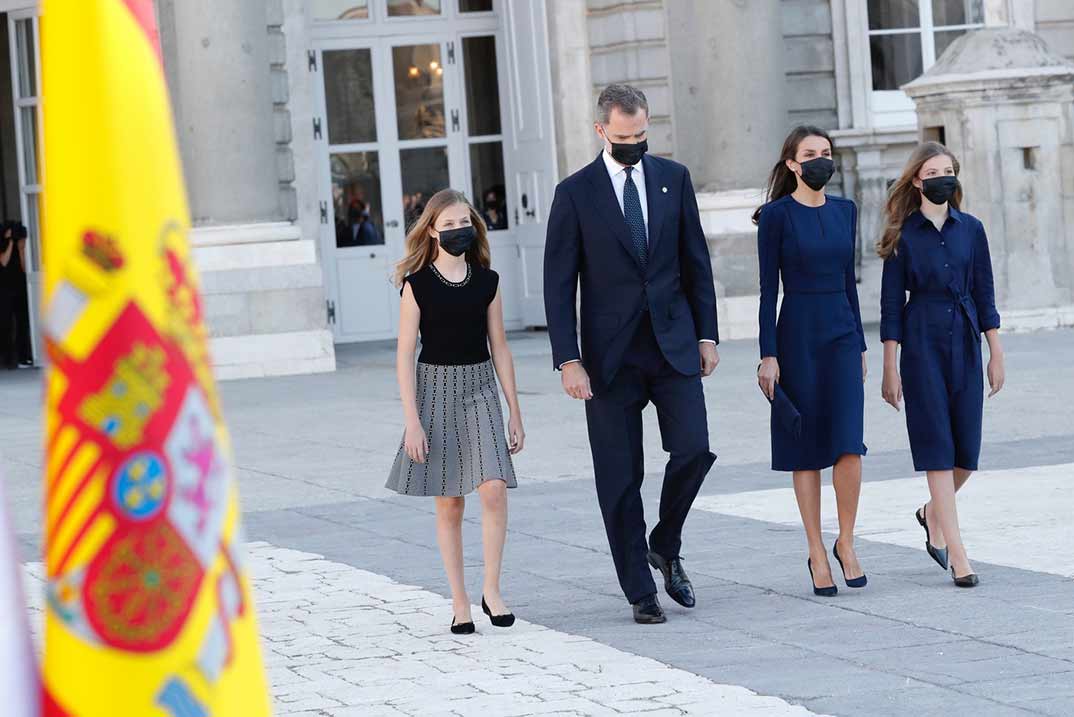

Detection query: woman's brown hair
xmin=876 ymin=141 xmax=962 ymax=259
xmin=393 ymin=188 xmax=491 ymax=287
xmin=751 ymin=125 xmax=835 ymax=225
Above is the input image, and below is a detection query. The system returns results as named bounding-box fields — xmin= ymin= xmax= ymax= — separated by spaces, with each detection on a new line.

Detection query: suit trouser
xmin=12 ymin=277 xmax=31 ymax=363
xmin=584 ymin=316 xmax=716 ymax=603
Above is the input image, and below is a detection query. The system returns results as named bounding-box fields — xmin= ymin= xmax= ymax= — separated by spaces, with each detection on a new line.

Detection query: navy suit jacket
xmin=543 ymin=152 xmax=719 ymax=394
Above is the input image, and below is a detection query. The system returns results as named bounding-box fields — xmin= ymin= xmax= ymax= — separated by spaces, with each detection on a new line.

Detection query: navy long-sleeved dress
xmin=880 ymin=207 xmax=1000 ymax=471
xmin=758 ymin=194 xmax=868 ymax=471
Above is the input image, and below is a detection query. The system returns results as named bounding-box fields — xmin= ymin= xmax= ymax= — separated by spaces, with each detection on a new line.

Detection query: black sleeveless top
xmin=404 ymin=263 xmax=499 ymax=365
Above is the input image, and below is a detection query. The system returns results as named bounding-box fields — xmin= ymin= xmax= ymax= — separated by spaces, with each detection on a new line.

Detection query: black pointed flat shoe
xmin=952 ymin=569 xmax=979 ymax=588
xmin=647 ymin=551 xmax=696 ymax=608
xmin=807 ymin=558 xmax=838 ymax=597
xmin=450 ymin=617 xmax=476 ymax=635
xmin=916 ymin=505 xmax=949 ymax=570
xmin=832 ymin=543 xmax=867 ymax=588
xmin=481 ymin=597 xmax=516 ymax=628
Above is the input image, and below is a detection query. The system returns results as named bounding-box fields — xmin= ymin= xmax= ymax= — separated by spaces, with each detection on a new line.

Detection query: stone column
xmin=983 ymin=0 xmax=1035 ymax=30
xmin=905 ymin=28 xmax=1074 ymax=326
xmin=158 ymin=0 xmax=282 ymax=224
xmin=155 ymin=0 xmax=335 ymax=378
xmin=844 ymin=145 xmax=891 ymax=315
xmin=664 ymin=0 xmax=787 ymax=191
xmin=546 ymin=0 xmax=596 ymax=178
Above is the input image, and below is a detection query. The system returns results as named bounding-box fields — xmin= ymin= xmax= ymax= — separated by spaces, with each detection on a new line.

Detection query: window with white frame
xmin=866 ymin=0 xmax=985 ymax=126
xmin=312 ymin=0 xmax=493 ymax=22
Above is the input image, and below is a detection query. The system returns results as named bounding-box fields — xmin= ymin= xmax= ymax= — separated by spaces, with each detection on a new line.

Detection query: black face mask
xmin=797 ymin=157 xmax=835 ymax=191
xmin=920 ymin=175 xmax=959 ymax=205
xmin=437 ymin=225 xmax=476 ymax=257
xmin=607 ymin=138 xmax=648 ymax=166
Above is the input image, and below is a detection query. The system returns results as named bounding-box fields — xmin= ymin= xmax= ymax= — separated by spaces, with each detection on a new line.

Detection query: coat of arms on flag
xmin=40 ymin=1 xmax=271 ymax=715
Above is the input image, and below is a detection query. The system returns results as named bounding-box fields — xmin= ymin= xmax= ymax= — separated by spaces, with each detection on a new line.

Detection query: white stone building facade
xmin=0 ymin=0 xmax=1071 ymax=377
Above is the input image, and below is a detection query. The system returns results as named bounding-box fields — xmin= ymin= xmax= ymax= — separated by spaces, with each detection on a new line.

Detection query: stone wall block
xmin=274 ymin=108 xmax=293 ymax=144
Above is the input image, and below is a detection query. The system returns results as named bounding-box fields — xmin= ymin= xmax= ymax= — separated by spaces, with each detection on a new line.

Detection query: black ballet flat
xmin=832 ymin=543 xmax=867 ymax=588
xmin=916 ymin=505 xmax=949 ymax=570
xmin=807 ymin=558 xmax=838 ymax=597
xmin=481 ymin=597 xmax=516 ymax=628
xmin=450 ymin=617 xmax=476 ymax=635
xmin=952 ymin=569 xmax=979 ymax=588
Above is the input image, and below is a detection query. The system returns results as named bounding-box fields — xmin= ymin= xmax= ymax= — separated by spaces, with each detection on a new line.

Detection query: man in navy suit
xmin=544 ymin=84 xmax=720 ymax=624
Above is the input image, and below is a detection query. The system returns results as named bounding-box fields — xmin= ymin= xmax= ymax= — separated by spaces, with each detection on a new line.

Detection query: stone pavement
xmin=3 ymin=327 xmax=1074 ymax=716
xmin=23 ymin=545 xmax=821 ymax=717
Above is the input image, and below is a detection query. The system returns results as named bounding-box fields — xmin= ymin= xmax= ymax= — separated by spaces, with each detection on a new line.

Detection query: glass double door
xmin=316 ymin=30 xmax=514 ymax=342
xmin=4 ymin=8 xmax=42 ymax=364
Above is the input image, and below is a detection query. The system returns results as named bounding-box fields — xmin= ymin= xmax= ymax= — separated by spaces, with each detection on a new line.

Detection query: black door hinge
xmin=319 ymin=201 xmax=328 ymax=224
xmin=313 ymin=117 xmax=322 ymax=140
xmin=450 ymin=109 xmax=460 ymax=132
xmin=308 ymin=50 xmax=317 ymax=72
xmin=447 ymin=41 xmax=455 ymax=65
xmin=326 ymin=300 xmax=336 ymax=325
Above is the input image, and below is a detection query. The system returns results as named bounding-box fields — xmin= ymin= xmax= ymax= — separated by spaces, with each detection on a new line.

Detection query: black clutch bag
xmin=769 ymin=384 xmax=802 ymax=440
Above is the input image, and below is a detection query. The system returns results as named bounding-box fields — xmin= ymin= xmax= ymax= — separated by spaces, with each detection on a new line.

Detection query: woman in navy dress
xmin=754 ymin=126 xmax=869 ymax=596
xmin=879 ymin=142 xmax=1004 ymax=588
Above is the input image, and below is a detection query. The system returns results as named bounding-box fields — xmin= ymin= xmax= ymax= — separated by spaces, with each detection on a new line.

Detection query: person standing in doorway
xmin=350 ymin=203 xmax=380 ymax=246
xmin=543 ymin=84 xmax=719 ymax=625
xmin=387 ymin=188 xmax=525 ymax=634
xmin=10 ymin=222 xmax=32 ymax=366
xmin=879 ymin=142 xmax=1004 ymax=588
xmin=480 ymin=187 xmax=507 ymax=231
xmin=754 ymin=127 xmax=870 ymax=597
xmin=0 ymin=222 xmax=16 ymax=369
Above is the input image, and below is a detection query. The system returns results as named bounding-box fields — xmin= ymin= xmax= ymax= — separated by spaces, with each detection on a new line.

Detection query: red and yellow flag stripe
xmin=41 ymin=2 xmax=271 ymax=715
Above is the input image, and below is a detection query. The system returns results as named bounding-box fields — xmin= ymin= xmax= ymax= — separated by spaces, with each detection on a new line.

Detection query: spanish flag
xmin=41 ymin=2 xmax=271 ymax=715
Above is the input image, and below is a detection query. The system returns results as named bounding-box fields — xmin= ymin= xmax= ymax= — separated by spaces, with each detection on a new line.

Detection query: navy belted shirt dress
xmin=758 ymin=194 xmax=868 ymax=471
xmin=880 ymin=207 xmax=1001 ymax=472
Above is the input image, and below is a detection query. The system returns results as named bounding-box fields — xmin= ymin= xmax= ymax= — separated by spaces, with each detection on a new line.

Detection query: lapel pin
xmin=662 ymin=186 xmax=668 ymax=193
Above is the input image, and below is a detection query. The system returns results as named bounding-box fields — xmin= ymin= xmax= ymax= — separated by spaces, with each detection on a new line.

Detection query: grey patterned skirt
xmin=386 ymin=360 xmax=518 ymax=497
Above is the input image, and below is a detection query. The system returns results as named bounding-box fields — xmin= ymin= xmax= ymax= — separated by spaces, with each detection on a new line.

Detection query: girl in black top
xmin=386 ymin=188 xmax=525 ymax=634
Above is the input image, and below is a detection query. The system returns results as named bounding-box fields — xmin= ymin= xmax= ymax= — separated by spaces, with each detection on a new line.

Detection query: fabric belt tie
xmin=909 ymin=285 xmax=980 ymax=392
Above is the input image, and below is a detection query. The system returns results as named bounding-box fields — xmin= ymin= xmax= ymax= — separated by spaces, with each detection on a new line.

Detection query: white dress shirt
xmin=602 ymin=149 xmax=648 ymax=240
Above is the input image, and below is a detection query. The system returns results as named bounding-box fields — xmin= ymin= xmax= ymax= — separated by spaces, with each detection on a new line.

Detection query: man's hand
xmin=700 ymin=342 xmax=719 ymax=377
xmin=561 ymin=362 xmax=593 ymax=400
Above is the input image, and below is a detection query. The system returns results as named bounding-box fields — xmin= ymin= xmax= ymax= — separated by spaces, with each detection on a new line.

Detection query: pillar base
xmin=211 ymin=329 xmax=336 ymax=380
xmin=192 ymin=221 xmax=336 ymax=380
xmin=1001 ymin=305 xmax=1074 ymax=333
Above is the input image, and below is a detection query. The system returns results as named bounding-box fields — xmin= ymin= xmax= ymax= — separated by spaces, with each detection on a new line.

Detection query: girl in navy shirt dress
xmin=879 ymin=142 xmax=1005 ymax=588
xmin=754 ymin=126 xmax=869 ymax=597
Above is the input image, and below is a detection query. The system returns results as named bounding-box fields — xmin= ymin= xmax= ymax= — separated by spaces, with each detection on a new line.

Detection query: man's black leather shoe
xmin=647 ymin=551 xmax=696 ymax=608
xmin=631 ymin=594 xmax=667 ymax=624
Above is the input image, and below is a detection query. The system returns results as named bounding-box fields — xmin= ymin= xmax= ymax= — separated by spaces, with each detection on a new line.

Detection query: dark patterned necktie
xmin=623 ymin=166 xmax=648 ymax=269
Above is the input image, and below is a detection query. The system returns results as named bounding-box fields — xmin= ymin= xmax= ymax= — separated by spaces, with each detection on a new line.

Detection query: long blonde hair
xmin=393 ymin=188 xmax=491 ymax=286
xmin=877 ymin=142 xmax=962 ymax=259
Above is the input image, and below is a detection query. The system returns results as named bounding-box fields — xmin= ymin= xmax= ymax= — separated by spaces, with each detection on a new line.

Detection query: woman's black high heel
xmin=450 ymin=617 xmax=475 ymax=635
xmin=916 ymin=505 xmax=949 ymax=570
xmin=951 ymin=568 xmax=979 ymax=588
xmin=832 ymin=543 xmax=867 ymax=588
xmin=807 ymin=558 xmax=838 ymax=597
xmin=481 ymin=597 xmax=516 ymax=628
